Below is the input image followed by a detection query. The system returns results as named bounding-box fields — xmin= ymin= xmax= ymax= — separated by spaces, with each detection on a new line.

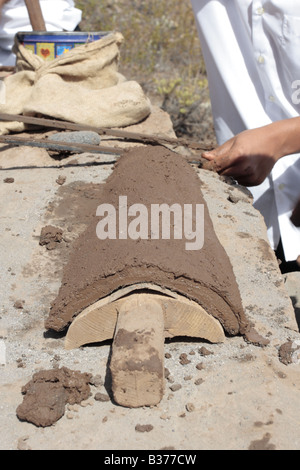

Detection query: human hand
xmin=201 ymin=126 xmax=281 ymax=187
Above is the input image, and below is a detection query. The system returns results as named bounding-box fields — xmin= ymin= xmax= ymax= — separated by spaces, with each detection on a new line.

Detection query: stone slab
xmin=0 ymin=107 xmax=299 ymax=450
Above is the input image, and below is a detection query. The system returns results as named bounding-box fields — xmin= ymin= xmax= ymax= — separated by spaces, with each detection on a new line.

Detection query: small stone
xmin=89 ymin=374 xmax=103 ymax=387
xmin=165 ymin=352 xmax=172 ymax=359
xmin=160 ymin=413 xmax=170 ymax=420
xmin=196 ymin=362 xmax=204 ymax=370
xmin=170 ymin=383 xmax=181 ymax=392
xmin=67 ymin=403 xmax=79 ymax=412
xmin=14 ymin=300 xmax=25 ymax=309
xmin=3 ymin=177 xmax=14 ymax=183
xmin=56 ymin=175 xmax=66 ymax=185
xmin=135 ymin=424 xmax=153 ymax=433
xmin=49 ymin=131 xmax=101 ymax=146
xmin=80 ymin=398 xmax=93 ymax=407
xmin=199 ymin=346 xmax=213 ymax=356
xmin=195 ymin=378 xmax=204 ymax=386
xmin=277 ymin=371 xmax=287 ymax=379
xmin=186 ymin=402 xmax=195 ymax=412
xmin=179 ymin=353 xmax=191 ymax=365
xmin=278 ymin=340 xmax=300 ymax=365
xmin=227 ymin=193 xmax=240 ymax=204
xmin=94 ymin=392 xmax=110 ymax=402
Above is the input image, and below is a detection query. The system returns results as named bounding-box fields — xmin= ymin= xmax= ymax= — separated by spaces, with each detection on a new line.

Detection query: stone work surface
xmin=0 ymin=107 xmax=299 ymax=450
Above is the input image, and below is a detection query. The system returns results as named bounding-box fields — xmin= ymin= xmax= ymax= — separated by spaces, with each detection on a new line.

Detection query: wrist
xmin=271 ymin=117 xmax=300 ymax=160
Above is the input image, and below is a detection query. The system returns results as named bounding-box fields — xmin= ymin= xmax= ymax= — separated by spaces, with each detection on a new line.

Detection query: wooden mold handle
xmin=24 ymin=0 xmax=46 ymax=31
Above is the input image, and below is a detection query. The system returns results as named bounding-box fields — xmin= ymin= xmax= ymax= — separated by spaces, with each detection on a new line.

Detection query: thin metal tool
xmin=0 ymin=134 xmax=124 ymax=156
xmin=0 ymin=113 xmax=214 ymax=167
xmin=0 ymin=113 xmax=214 ymax=152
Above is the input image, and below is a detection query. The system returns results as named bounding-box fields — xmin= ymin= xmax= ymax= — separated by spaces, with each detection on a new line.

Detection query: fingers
xmin=202 ymin=139 xmax=235 ymax=172
xmin=201 ymin=152 xmax=234 ymax=173
xmin=201 ymin=148 xmax=259 ymax=186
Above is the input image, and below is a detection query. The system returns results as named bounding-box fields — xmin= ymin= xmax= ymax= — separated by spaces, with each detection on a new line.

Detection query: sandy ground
xmin=0 ymin=107 xmax=299 ymax=451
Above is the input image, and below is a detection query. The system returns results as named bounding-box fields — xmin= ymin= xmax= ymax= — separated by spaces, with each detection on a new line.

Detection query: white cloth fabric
xmin=0 ymin=0 xmax=82 ymax=66
xmin=191 ymin=0 xmax=300 ymax=261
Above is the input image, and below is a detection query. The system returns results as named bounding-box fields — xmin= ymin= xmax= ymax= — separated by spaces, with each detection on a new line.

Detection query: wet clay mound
xmin=45 ymin=145 xmax=248 ymax=336
xmin=16 ymin=367 xmax=92 ymax=427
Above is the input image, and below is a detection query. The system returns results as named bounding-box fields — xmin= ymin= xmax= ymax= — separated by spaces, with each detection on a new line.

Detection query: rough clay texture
xmin=1 ymin=107 xmax=299 ymax=450
xmin=45 ymin=145 xmax=248 ymax=336
xmin=39 ymin=225 xmax=63 ymax=251
xmin=16 ymin=367 xmax=92 ymax=427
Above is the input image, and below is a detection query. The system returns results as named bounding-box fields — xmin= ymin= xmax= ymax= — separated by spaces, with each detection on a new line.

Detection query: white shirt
xmin=0 ymin=0 xmax=82 ymax=66
xmin=191 ymin=0 xmax=300 ymax=261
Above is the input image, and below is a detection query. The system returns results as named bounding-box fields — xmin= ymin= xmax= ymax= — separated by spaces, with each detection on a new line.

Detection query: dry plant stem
xmin=24 ymin=0 xmax=46 ymax=31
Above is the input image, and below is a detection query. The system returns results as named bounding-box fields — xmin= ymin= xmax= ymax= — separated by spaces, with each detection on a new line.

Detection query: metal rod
xmin=0 ymin=113 xmax=214 ymax=152
xmin=0 ymin=134 xmax=124 ymax=156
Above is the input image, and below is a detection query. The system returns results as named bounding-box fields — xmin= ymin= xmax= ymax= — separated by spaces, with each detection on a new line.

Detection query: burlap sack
xmin=0 ymin=32 xmax=151 ymax=134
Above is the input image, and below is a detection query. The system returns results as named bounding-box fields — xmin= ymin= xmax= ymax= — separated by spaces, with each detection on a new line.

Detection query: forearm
xmin=272 ymin=117 xmax=300 ymax=160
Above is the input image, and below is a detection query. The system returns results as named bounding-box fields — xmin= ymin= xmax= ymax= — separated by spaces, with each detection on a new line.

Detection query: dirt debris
xmin=135 ymin=424 xmax=154 ymax=433
xmin=186 ymin=403 xmax=195 ymax=412
xmin=179 ymin=353 xmax=191 ymax=365
xmin=278 ymin=340 xmax=300 ymax=365
xmin=198 ymin=346 xmax=213 ymax=356
xmin=39 ymin=225 xmax=63 ymax=251
xmin=196 ymin=362 xmax=204 ymax=370
xmin=170 ymin=383 xmax=182 ymax=392
xmin=56 ymin=175 xmax=66 ymax=186
xmin=16 ymin=367 xmax=92 ymax=427
xmin=248 ymin=432 xmax=276 ymax=451
xmin=244 ymin=327 xmax=270 ymax=347
xmin=13 ymin=299 xmax=25 ymax=309
xmin=94 ymin=392 xmax=110 ymax=402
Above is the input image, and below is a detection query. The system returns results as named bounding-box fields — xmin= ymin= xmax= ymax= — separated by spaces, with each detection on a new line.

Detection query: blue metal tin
xmin=16 ymin=31 xmax=111 ymax=60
